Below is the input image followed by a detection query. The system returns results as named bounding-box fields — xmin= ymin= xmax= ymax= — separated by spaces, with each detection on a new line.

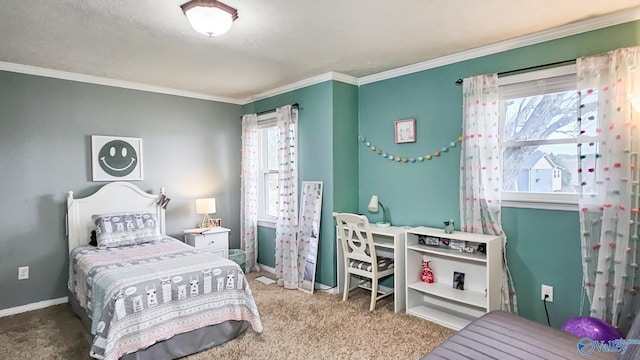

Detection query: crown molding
xmin=358 ymin=6 xmax=640 ymax=85
xmin=331 ymin=72 xmax=359 ymax=86
xmin=240 ymin=71 xmax=358 ymax=104
xmin=0 ymin=61 xmax=244 ymax=104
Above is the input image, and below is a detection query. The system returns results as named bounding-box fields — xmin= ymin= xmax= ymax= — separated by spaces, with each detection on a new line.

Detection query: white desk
xmin=336 ymin=225 xmax=407 ymax=313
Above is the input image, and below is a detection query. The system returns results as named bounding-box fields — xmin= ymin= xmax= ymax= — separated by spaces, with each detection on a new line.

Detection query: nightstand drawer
xmin=184 ymin=227 xmax=230 ymax=259
xmin=191 ymin=233 xmax=227 ymax=248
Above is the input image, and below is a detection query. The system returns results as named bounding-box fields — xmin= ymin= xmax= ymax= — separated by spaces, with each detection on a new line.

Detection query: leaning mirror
xmin=298 ymin=181 xmax=323 ymax=294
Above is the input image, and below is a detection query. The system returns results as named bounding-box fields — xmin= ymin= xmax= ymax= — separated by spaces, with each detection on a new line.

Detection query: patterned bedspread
xmin=68 ymin=237 xmax=263 ymax=360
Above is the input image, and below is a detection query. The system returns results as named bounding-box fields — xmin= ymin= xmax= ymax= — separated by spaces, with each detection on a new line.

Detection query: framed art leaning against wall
xmin=91 ymin=135 xmax=144 ymax=181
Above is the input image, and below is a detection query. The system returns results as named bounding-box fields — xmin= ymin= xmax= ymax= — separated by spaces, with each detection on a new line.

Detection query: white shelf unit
xmin=405 ymin=226 xmax=502 ymax=330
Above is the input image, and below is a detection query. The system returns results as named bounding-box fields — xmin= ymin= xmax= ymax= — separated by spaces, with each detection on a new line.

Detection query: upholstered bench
xmin=420 ymin=310 xmax=640 ymax=360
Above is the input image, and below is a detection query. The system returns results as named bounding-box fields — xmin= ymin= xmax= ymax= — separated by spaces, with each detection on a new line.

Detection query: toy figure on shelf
xmin=443 ymin=219 xmax=455 ymax=234
xmin=421 ymin=260 xmax=434 ymax=284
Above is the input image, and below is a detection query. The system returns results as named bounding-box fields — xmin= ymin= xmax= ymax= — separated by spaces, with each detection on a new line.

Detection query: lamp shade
xmin=196 ymin=198 xmax=216 ymax=214
xmin=368 ymin=195 xmax=379 ymax=212
xmin=181 ymin=0 xmax=238 ymax=37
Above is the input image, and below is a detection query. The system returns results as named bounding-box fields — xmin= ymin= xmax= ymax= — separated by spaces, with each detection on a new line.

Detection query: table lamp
xmin=368 ymin=195 xmax=390 ymax=227
xmin=196 ymin=198 xmax=216 ymax=228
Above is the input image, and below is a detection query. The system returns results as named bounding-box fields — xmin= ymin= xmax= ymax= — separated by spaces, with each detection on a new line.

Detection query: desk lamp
xmin=196 ymin=198 xmax=216 ymax=228
xmin=368 ymin=195 xmax=390 ymax=227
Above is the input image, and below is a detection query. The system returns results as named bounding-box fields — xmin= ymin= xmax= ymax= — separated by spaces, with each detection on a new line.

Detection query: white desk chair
xmin=333 ymin=212 xmax=395 ymax=311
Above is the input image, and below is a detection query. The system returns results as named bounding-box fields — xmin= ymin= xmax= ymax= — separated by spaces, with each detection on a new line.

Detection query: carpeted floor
xmin=0 ymin=273 xmax=454 ymax=359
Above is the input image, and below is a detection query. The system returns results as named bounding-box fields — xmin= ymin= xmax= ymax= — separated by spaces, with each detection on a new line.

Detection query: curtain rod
xmin=454 ymin=59 xmax=576 ymax=85
xmin=240 ymin=103 xmax=300 ymax=119
xmin=257 ymin=102 xmax=299 ymax=116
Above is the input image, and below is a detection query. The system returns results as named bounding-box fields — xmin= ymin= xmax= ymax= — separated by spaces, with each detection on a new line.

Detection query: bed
xmin=66 ymin=181 xmax=262 ymax=360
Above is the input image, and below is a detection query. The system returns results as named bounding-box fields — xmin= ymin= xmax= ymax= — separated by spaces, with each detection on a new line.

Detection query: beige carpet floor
xmin=0 ymin=273 xmax=454 ymax=359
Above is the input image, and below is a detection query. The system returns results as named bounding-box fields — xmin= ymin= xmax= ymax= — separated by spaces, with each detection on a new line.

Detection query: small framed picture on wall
xmin=395 ymin=119 xmax=416 ymax=143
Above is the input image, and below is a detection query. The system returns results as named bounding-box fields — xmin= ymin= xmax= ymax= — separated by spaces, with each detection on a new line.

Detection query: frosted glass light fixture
xmin=368 ymin=195 xmax=390 ymax=227
xmin=196 ymin=198 xmax=216 ymax=228
xmin=180 ymin=0 xmax=238 ymax=37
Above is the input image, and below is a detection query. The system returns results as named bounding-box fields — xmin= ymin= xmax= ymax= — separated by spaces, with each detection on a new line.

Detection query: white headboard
xmin=66 ymin=181 xmax=166 ymax=254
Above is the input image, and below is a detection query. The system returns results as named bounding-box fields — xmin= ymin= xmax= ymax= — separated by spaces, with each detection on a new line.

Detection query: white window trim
xmin=498 ymin=64 xmax=582 ymax=211
xmin=501 ymin=193 xmax=578 ymax=211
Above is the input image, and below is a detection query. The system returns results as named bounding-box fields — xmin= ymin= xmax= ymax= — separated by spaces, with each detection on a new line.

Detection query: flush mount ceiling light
xmin=180 ymin=0 xmax=238 ymax=37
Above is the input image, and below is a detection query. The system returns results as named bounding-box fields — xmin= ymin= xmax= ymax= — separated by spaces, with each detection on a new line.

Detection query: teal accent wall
xmin=501 ymin=208 xmax=582 ymax=326
xmin=332 ymin=81 xmax=360 ymax=215
xmin=257 ymin=226 xmax=276 ymax=268
xmin=358 ymin=21 xmax=640 ymax=326
xmin=244 ymin=80 xmax=359 ymax=287
xmin=0 ymin=71 xmax=243 ymax=311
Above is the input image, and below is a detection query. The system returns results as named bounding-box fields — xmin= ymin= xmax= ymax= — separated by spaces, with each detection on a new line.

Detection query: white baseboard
xmin=257 ymin=263 xmax=275 ymax=274
xmin=317 ymin=283 xmax=339 ymax=294
xmin=256 ymin=263 xmax=338 ymax=294
xmin=0 ymin=296 xmax=68 ymax=318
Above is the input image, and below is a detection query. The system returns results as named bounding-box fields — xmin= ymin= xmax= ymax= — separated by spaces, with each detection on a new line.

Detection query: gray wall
xmin=0 ymin=71 xmax=243 ymax=311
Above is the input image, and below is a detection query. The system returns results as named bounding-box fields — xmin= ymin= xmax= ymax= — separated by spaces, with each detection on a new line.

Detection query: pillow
xmin=92 ymin=211 xmax=161 ymax=248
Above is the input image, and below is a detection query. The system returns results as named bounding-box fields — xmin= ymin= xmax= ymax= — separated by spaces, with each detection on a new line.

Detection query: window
xmin=257 ymin=116 xmax=278 ymax=224
xmin=499 ymin=65 xmax=598 ymax=209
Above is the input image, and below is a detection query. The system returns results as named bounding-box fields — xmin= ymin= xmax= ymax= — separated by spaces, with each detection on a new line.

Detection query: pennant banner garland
xmin=358 ymin=135 xmax=462 ymax=163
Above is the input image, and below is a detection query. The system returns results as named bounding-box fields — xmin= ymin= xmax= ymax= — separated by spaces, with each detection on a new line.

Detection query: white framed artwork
xmin=91 ymin=135 xmax=144 ymax=181
xmin=395 ymin=119 xmax=416 ymax=143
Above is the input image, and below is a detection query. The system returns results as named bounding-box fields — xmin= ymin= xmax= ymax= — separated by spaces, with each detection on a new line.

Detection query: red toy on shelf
xmin=421 ymin=260 xmax=434 ymax=283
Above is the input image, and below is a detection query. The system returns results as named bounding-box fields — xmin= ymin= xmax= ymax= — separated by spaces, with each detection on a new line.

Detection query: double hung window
xmin=499 ymin=65 xmax=598 ymax=209
xmin=257 ymin=116 xmax=278 ymax=224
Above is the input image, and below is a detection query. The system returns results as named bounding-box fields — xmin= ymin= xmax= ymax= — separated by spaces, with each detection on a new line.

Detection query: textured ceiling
xmin=0 ymin=0 xmax=639 ymax=102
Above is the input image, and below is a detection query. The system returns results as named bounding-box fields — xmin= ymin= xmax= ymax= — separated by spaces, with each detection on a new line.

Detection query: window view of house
xmin=500 ymin=71 xmax=598 ymax=197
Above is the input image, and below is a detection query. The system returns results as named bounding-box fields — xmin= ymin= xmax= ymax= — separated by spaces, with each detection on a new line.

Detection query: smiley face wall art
xmin=91 ymin=135 xmax=143 ymax=181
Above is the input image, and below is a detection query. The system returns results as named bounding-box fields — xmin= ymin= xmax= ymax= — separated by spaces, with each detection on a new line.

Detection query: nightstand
xmin=183 ymin=227 xmax=230 ymax=258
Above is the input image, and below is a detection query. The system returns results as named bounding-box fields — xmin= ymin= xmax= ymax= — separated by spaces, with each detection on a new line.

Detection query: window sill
xmin=257 ymin=219 xmax=276 ymax=229
xmin=500 ymin=192 xmax=578 ymax=211
xmin=501 ymin=200 xmax=578 ymax=211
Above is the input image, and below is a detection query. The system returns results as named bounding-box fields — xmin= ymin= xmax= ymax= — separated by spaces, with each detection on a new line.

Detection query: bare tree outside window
xmin=500 ymin=71 xmax=598 ymax=198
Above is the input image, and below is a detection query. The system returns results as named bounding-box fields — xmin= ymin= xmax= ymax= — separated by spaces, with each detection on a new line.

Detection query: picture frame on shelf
xmin=395 ymin=119 xmax=416 ymax=144
xmin=453 ymin=271 xmax=465 ymax=290
xmin=208 ymin=218 xmax=222 ymax=227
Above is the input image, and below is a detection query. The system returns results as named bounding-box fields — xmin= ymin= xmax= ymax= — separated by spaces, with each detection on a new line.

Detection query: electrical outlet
xmin=18 ymin=266 xmax=29 ymax=280
xmin=541 ymin=284 xmax=553 ymax=302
